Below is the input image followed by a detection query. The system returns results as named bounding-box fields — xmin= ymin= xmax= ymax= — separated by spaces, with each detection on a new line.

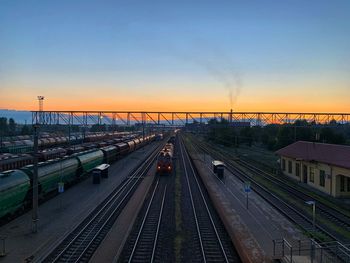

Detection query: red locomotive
xmin=156 ymin=143 xmax=174 ymax=175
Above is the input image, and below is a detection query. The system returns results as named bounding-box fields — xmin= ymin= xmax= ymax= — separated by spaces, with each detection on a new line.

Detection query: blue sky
xmin=1 ymin=0 xmax=349 ymax=111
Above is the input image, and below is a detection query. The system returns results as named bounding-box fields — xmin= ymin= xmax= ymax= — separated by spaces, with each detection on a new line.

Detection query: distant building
xmin=276 ymin=141 xmax=350 ymax=198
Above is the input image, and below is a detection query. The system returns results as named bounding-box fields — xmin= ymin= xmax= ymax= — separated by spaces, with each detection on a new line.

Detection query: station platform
xmin=89 ymin=163 xmax=156 ymax=263
xmin=190 ymin=152 xmax=308 ymax=263
xmin=0 ymin=142 xmax=159 ymax=263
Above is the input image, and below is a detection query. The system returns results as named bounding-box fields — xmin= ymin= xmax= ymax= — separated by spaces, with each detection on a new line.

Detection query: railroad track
xmin=193 ymin=139 xmax=350 ymax=244
xmin=190 ymin=138 xmax=350 ymax=261
xmin=187 ymin=139 xmax=349 ymax=262
xmin=42 ymin=143 xmax=164 ymax=263
xmin=206 ymin=140 xmax=350 ymax=233
xmin=179 ymin=136 xmax=239 ymax=263
xmin=121 ymin=180 xmax=167 ymax=263
xmin=236 ymin=158 xmax=350 ymax=232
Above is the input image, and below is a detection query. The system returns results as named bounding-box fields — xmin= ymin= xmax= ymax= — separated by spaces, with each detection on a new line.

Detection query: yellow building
xmin=276 ymin=141 xmax=350 ymax=198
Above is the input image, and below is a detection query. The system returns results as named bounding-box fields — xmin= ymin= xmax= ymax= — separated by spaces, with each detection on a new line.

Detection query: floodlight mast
xmin=32 ymin=96 xmax=44 ymax=233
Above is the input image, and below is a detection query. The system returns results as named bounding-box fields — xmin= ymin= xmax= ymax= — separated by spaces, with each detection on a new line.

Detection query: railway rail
xmin=236 ymin=158 xmax=350 ymax=232
xmin=190 ymin=138 xmax=340 ymax=240
xmin=41 ymin=142 xmax=164 ymax=263
xmin=179 ymin=136 xmax=239 ymax=263
xmin=121 ymin=180 xmax=167 ymax=263
xmin=205 ymin=141 xmax=350 ymax=233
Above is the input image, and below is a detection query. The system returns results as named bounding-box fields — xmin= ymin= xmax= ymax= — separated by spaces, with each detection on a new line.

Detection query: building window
xmin=288 ymin=161 xmax=292 ymax=173
xmin=319 ymin=170 xmax=325 ymax=187
xmin=282 ymin=159 xmax=286 ymax=171
xmin=309 ymin=167 xmax=314 ymax=183
xmin=340 ymin=175 xmax=345 ymax=192
xmin=295 ymin=163 xmax=300 ymax=177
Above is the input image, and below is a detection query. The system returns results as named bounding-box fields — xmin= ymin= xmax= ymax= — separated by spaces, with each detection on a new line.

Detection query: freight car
xmin=0 ymin=153 xmax=33 ymax=172
xmin=101 ymin=146 xmax=118 ymax=164
xmin=38 ymin=147 xmax=67 ymax=161
xmin=156 ymin=143 xmax=174 ymax=175
xmin=0 ymin=170 xmax=30 ymax=218
xmin=0 ymin=136 xmax=156 ymax=220
xmin=21 ymin=157 xmax=81 ymax=196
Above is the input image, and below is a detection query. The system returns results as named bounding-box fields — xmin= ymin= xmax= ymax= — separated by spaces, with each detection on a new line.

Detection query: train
xmin=0 ymin=131 xmax=136 ymax=154
xmin=0 ymin=133 xmax=143 ymax=172
xmin=0 ymin=134 xmax=156 ymax=220
xmin=156 ymin=142 xmax=174 ymax=175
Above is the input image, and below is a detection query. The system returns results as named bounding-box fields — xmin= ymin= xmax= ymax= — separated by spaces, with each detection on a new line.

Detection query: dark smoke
xmin=168 ymin=43 xmax=243 ymax=110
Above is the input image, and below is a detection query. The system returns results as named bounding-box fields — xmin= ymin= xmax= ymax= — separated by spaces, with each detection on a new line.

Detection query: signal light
xmin=168 ymin=166 xmax=171 ymax=170
xmin=157 ymin=166 xmax=161 ymax=170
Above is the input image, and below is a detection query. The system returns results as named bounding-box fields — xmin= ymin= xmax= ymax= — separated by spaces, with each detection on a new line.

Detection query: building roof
xmin=276 ymin=141 xmax=350 ymax=170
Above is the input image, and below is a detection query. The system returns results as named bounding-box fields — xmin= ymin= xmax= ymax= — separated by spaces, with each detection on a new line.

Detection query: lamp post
xmin=305 ymin=200 xmax=316 ymax=231
xmin=32 ymin=96 xmax=44 ymax=233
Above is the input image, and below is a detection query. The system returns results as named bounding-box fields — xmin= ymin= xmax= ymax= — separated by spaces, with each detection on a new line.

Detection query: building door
xmin=303 ymin=165 xmax=308 ymax=183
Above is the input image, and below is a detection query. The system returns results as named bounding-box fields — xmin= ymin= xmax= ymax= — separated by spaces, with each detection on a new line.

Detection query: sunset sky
xmin=1 ymin=0 xmax=349 ymax=112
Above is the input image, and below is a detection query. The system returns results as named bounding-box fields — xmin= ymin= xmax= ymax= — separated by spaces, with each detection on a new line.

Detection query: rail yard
xmin=3 ymin=1 xmax=350 ymax=262
xmin=0 ymin=129 xmax=349 ymax=263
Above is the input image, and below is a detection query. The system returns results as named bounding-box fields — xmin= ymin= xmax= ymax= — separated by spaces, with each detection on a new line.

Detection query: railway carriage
xmin=0 ymin=170 xmax=30 ymax=218
xmin=0 ymin=154 xmax=33 ymax=172
xmin=101 ymin=146 xmax=118 ymax=164
xmin=73 ymin=149 xmax=104 ymax=174
xmin=21 ymin=157 xmax=80 ymax=196
xmin=0 ymin=133 xmax=156 ymax=221
xmin=126 ymin=140 xmax=136 ymax=153
xmin=38 ymin=148 xmax=67 ymax=161
xmin=115 ymin=142 xmax=129 ymax=157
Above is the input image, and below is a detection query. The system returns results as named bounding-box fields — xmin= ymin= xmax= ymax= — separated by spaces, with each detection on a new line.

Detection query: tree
xmin=90 ymin=124 xmax=106 ymax=132
xmin=8 ymin=118 xmax=16 ymax=136
xmin=0 ymin=117 xmax=8 ymax=136
xmin=240 ymin=127 xmax=253 ymax=146
xmin=21 ymin=125 xmax=32 ymax=135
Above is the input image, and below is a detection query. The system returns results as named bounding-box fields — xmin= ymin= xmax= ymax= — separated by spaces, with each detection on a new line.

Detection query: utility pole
xmin=32 ymin=96 xmax=44 ymax=233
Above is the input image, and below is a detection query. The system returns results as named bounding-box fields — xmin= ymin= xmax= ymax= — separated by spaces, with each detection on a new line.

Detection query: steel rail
xmin=180 ymin=139 xmax=206 ymax=263
xmin=196 ymin=138 xmax=350 ymax=240
xmin=237 ymin=158 xmax=350 ymax=226
xmin=191 ymin=139 xmax=340 ymax=242
xmin=208 ymin=141 xmax=350 ymax=228
xmin=45 ymin=142 xmax=163 ymax=263
xmin=127 ymin=181 xmax=167 ymax=263
xmin=151 ymin=185 xmax=167 ymax=263
xmin=180 ymin=137 xmax=229 ymax=263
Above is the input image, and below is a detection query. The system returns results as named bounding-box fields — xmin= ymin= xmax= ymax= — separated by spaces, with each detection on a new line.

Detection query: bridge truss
xmin=32 ymin=111 xmax=350 ymax=127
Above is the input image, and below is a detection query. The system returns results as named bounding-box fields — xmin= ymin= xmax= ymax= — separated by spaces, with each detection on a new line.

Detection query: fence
xmin=273 ymin=238 xmax=350 ymax=263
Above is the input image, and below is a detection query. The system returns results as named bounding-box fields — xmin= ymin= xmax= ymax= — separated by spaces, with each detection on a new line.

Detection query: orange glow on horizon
xmin=1 ymin=86 xmax=350 ymax=113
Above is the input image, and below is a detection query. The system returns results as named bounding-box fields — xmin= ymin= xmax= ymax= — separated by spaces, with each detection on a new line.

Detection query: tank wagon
xmin=0 ymin=133 xmax=149 ymax=171
xmin=0 ymin=170 xmax=30 ymax=218
xmin=0 ymin=131 xmax=136 ymax=154
xmin=0 ymin=136 xmax=156 ymax=220
xmin=73 ymin=149 xmax=104 ymax=174
xmin=101 ymin=146 xmax=118 ymax=164
xmin=157 ymin=143 xmax=174 ymax=175
xmin=21 ymin=157 xmax=80 ymax=196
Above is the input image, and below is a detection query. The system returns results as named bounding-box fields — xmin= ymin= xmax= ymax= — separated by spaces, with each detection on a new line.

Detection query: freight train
xmin=0 ymin=135 xmax=156 ymax=220
xmin=156 ymin=142 xmax=174 ymax=175
xmin=0 ymin=133 xmax=144 ymax=172
xmin=0 ymin=131 xmax=135 ymax=154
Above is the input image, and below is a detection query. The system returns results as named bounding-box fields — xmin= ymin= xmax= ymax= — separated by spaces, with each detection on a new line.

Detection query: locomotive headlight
xmin=157 ymin=166 xmax=161 ymax=170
